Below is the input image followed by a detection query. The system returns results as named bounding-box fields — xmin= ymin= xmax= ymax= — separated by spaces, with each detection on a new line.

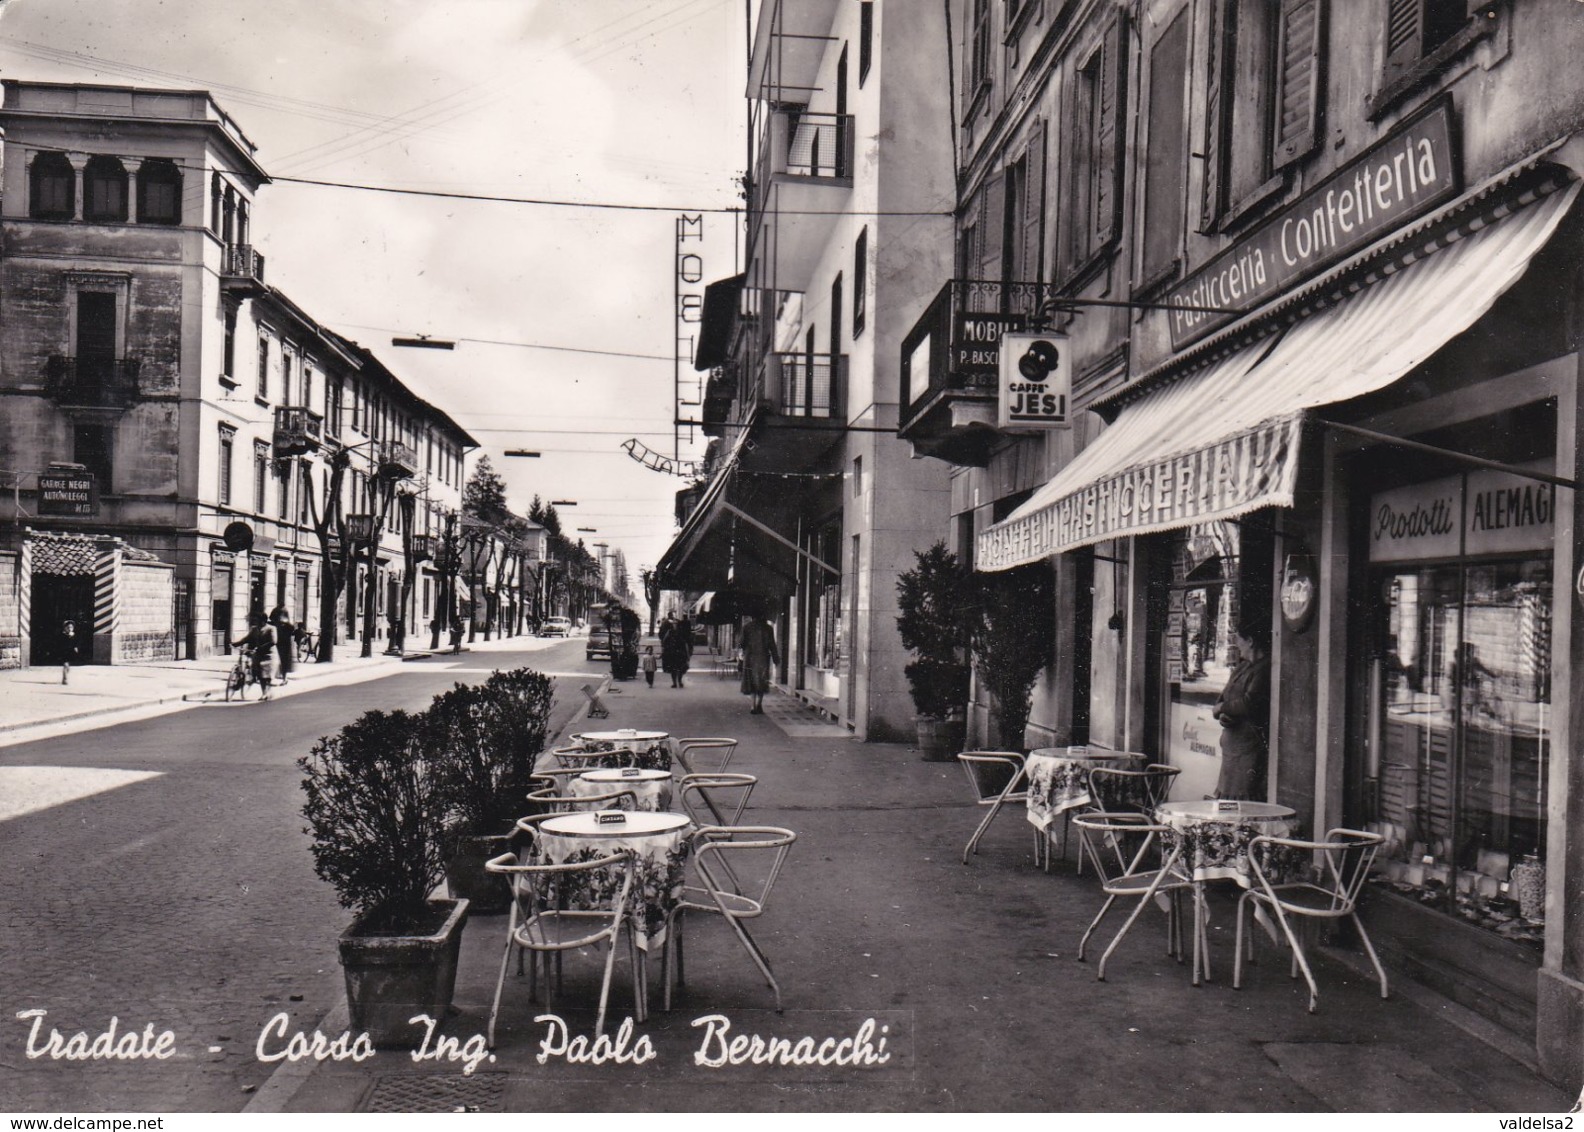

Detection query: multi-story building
xmin=660 ymin=0 xmax=957 ymax=740
xmin=0 ymin=80 xmax=475 ymax=665
xmin=897 ymin=0 xmax=1584 ymax=1088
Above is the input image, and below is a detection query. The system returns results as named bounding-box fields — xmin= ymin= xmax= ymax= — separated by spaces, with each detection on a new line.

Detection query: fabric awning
xmin=978 ymin=179 xmax=1579 ymax=571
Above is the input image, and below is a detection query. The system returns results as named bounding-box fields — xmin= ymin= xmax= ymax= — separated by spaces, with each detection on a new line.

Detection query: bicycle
xmin=295 ymin=627 xmax=317 ymax=664
xmin=224 ymin=644 xmax=273 ymax=702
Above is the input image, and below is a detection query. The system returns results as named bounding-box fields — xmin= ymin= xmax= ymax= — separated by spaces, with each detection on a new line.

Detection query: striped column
xmin=93 ymin=540 xmax=120 ymax=663
xmin=17 ymin=537 xmax=32 ymax=666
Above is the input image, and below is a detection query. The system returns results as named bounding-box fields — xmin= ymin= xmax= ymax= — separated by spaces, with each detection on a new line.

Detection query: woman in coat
xmin=1214 ymin=622 xmax=1271 ymax=800
xmin=659 ymin=614 xmax=690 ymax=688
xmin=739 ymin=611 xmax=780 ymax=714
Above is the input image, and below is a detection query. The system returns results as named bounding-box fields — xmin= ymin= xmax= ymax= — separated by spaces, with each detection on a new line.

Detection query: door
xmin=32 ymin=575 xmax=94 ymax=665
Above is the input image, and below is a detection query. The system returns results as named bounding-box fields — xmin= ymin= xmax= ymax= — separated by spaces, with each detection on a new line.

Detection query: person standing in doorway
xmin=1214 ymin=621 xmax=1271 ymax=800
xmin=269 ymin=604 xmax=295 ymax=685
xmin=740 ymin=608 xmax=780 ymax=715
xmin=60 ymin=619 xmax=80 ymax=685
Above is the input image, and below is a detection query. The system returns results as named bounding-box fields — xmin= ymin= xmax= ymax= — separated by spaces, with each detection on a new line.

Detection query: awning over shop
xmin=978 ymin=179 xmax=1579 ymax=571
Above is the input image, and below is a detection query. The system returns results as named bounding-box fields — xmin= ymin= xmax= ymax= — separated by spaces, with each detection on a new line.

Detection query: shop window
xmin=802 ymin=519 xmax=844 ymax=673
xmin=30 ymin=152 xmax=75 ymax=220
xmin=852 ymin=228 xmax=868 ymax=337
xmin=1200 ymin=0 xmax=1325 ymax=233
xmin=136 ymin=158 xmax=182 ymax=225
xmin=1059 ymin=12 xmax=1126 ymax=280
xmin=72 ymin=423 xmax=113 ymax=489
xmin=1139 ymin=9 xmax=1190 ymax=291
xmin=84 ymin=156 xmax=129 ymax=223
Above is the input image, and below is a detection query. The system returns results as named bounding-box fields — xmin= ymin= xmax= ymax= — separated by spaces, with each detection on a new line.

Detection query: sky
xmin=0 ymin=0 xmax=747 ymax=587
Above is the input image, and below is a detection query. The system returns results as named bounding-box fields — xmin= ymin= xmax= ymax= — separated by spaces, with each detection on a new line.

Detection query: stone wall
xmin=116 ymin=559 xmax=174 ymax=663
xmin=0 ymin=549 xmax=20 ymax=669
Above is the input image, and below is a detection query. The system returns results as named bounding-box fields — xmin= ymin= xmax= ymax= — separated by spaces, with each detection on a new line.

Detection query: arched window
xmin=137 ymin=158 xmax=182 ymax=225
xmin=211 ymin=172 xmax=223 ymax=232
xmin=222 ymin=185 xmax=235 ymax=245
xmin=29 ymin=152 xmax=74 ymax=220
xmin=84 ymin=156 xmax=129 ymax=223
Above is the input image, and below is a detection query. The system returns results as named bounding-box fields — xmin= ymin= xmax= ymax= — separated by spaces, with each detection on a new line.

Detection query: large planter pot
xmin=339 ymin=897 xmax=469 ymax=1048
xmin=444 ymin=831 xmax=514 ymax=915
xmin=916 ymin=717 xmax=966 ymax=763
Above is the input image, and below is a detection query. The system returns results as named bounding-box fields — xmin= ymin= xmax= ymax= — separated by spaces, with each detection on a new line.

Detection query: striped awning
xmin=978 ymin=179 xmax=1579 ymax=571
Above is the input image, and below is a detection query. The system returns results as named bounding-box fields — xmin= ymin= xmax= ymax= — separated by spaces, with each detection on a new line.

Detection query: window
xmin=327 ymin=378 xmax=343 ymax=436
xmin=222 ymin=185 xmax=235 ymax=245
xmin=299 ymin=463 xmax=312 ymax=525
xmin=1019 ymin=122 xmax=1046 ymax=284
xmin=1200 ymin=0 xmax=1325 ymax=231
xmin=211 ymin=173 xmax=223 ymax=233
xmin=257 ymin=336 xmax=270 ymax=403
xmin=1060 ymin=15 xmax=1126 ymax=277
xmin=852 ymin=228 xmax=868 ymax=337
xmin=277 ymin=459 xmax=290 ymax=520
xmin=830 ymin=272 xmax=844 ymax=360
xmin=237 ymin=199 xmax=250 ymax=247
xmin=282 ymin=351 xmax=296 ymax=407
xmin=254 ymin=443 xmax=269 ymax=513
xmin=969 ymin=0 xmax=993 ymax=98
xmin=30 ymin=152 xmax=75 ymax=220
xmin=222 ymin=305 xmax=238 ymax=382
xmin=859 ymin=2 xmax=873 ymax=85
xmin=84 ymin=156 xmax=129 ymax=223
xmin=1374 ymin=0 xmax=1491 ymax=114
xmin=73 ymin=424 xmax=113 ymax=489
xmin=852 ymin=455 xmax=863 ymax=499
xmin=218 ymin=428 xmax=235 ymax=506
xmin=1139 ymin=10 xmax=1190 ymax=289
xmin=136 ymin=159 xmax=181 ymax=225
xmin=76 ymin=292 xmax=118 ymax=384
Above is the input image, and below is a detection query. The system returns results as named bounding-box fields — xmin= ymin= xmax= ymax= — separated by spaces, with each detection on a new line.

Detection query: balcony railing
xmin=900 ymin=279 xmax=1065 ymax=422
xmin=784 ymin=112 xmax=853 ymax=179
xmin=221 ymin=244 xmax=266 ymax=283
xmin=377 ymin=440 xmax=418 ymax=480
xmin=409 ymin=533 xmax=435 ymax=562
xmin=46 ymin=356 xmax=141 ymax=410
xmin=768 ymin=353 xmax=845 ymax=419
xmin=272 ymin=406 xmax=324 ymax=457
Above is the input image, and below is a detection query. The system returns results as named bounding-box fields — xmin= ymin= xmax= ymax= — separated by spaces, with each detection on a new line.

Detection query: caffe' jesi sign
xmin=1166 ymin=101 xmax=1458 ymax=352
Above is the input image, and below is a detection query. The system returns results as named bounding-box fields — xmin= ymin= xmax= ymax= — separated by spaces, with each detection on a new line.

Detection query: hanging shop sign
xmin=1165 ymin=101 xmax=1458 ymax=351
xmin=37 ymin=468 xmax=98 ymax=517
xmin=955 ymin=312 xmax=1027 ymax=374
xmin=997 ymin=333 xmax=1072 ymax=429
xmin=1368 ymin=467 xmax=1555 ymax=563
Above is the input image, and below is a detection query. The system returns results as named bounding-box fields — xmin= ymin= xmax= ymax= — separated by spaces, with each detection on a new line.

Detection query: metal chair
xmin=1073 ymin=812 xmax=1195 ymax=980
xmin=678 ymin=772 xmax=757 ymax=828
xmin=524 ymin=786 xmax=639 ymax=814
xmin=673 ymin=737 xmax=739 ymax=776
xmin=1087 ymin=763 xmax=1181 ymax=815
xmin=956 ymin=751 xmax=1036 ymax=866
xmin=552 ymin=746 xmax=639 ymax=771
xmin=1233 ymin=828 xmax=1388 ymax=1013
xmin=484 ymin=847 xmax=639 ymax=1045
xmin=661 ymin=825 xmax=796 ymax=1011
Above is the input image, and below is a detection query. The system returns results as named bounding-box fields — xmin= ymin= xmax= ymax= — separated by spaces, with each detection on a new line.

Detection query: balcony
xmin=46 ymin=355 xmax=141 ymax=416
xmin=376 ymin=439 xmax=418 ymax=480
xmin=220 ymin=244 xmax=266 ymax=295
xmin=750 ymin=109 xmax=854 ymax=290
xmin=898 ymin=279 xmax=1064 ymax=465
xmin=700 ymin=366 xmax=736 ymax=437
xmin=272 ymin=406 xmax=324 ymax=457
xmin=766 ymin=352 xmax=844 ymax=419
xmin=409 ymin=533 xmax=435 ymax=562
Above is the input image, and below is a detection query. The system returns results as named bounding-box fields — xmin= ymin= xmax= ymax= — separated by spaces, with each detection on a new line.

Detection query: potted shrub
xmin=424 ymin=668 xmax=555 ymax=914
xmin=972 ymin=562 xmax=1055 ymax=751
xmin=896 ymin=542 xmax=975 ymax=761
xmin=299 ymin=708 xmax=466 ymax=1048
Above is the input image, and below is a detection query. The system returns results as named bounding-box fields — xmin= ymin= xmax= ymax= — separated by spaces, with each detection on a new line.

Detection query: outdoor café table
xmin=1152 ymin=800 xmax=1299 ymax=986
xmin=572 ymin=767 xmax=675 ymax=813
xmin=536 ymin=809 xmax=692 ymax=950
xmin=1024 ymin=747 xmax=1148 ymax=831
xmin=572 ymin=729 xmax=674 ymax=771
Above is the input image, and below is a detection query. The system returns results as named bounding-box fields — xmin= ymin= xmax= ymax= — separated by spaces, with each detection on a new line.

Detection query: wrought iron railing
xmin=770 ymin=353 xmax=845 ymax=418
xmin=899 ymin=279 xmax=1065 ymax=423
xmin=222 ymin=243 xmax=266 ymax=282
xmin=272 ymin=406 xmax=324 ymax=457
xmin=45 ymin=356 xmax=141 ymax=409
xmin=377 ymin=440 xmax=418 ymax=479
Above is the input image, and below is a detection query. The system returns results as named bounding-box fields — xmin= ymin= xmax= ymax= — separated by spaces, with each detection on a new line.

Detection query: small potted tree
xmin=973 ymin=562 xmax=1055 ymax=751
xmin=299 ymin=708 xmax=466 ymax=1048
xmin=896 ymin=542 xmax=975 ymax=761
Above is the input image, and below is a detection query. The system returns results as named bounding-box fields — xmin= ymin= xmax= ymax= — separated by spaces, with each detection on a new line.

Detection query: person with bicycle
xmin=269 ymin=604 xmax=295 ymax=685
xmin=232 ymin=612 xmax=276 ymax=698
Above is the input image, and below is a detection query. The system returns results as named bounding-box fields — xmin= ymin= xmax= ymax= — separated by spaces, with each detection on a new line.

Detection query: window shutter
xmin=980 ymin=171 xmax=1005 ymax=282
xmin=1272 ymin=0 xmax=1324 ymax=171
xmin=1021 ymin=120 xmax=1046 ymax=284
xmin=1199 ymin=0 xmax=1231 ymax=231
xmin=1384 ymin=0 xmax=1425 ymax=84
xmin=1092 ymin=12 xmax=1128 ymax=249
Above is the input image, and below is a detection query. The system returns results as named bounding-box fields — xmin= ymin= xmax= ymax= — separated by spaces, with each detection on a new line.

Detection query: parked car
xmin=585 ymin=624 xmax=612 ymax=660
xmin=538 ymin=616 xmax=572 ymax=638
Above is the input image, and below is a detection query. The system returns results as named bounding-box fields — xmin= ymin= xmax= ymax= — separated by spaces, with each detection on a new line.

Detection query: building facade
xmin=0 ymin=80 xmax=475 ymax=665
xmin=892 ymin=0 xmax=1584 ymax=1088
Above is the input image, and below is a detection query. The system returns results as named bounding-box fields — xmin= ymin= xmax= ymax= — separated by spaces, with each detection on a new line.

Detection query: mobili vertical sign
xmin=675 ymin=214 xmax=705 ymax=461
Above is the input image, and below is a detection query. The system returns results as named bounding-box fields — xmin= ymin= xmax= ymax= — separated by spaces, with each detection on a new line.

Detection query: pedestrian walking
xmin=739 ymin=609 xmax=779 ymax=714
xmin=659 ymin=613 xmax=690 ymax=688
xmin=232 ymin=612 xmax=276 ymax=699
xmin=269 ymin=604 xmax=294 ymax=685
xmin=59 ymin=618 xmax=80 ymax=685
xmin=641 ymin=645 xmax=658 ymax=687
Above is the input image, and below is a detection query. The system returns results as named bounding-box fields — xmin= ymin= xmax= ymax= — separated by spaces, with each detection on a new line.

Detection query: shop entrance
xmin=31 ymin=574 xmax=94 ymax=665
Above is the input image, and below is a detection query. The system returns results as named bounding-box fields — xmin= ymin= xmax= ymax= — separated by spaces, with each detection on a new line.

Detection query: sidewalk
xmin=0 ymin=631 xmax=552 ymax=746
xmin=266 ymin=670 xmax=1572 ymax=1114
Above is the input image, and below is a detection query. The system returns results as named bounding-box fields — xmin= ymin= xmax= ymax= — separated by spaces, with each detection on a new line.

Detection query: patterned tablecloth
xmin=569 ymin=768 xmax=675 ymax=813
xmin=1154 ymin=800 xmax=1299 ymax=885
xmin=567 ymin=731 xmax=675 ymax=772
xmin=536 ymin=810 xmax=691 ymax=949
xmin=1024 ymin=749 xmax=1147 ymax=831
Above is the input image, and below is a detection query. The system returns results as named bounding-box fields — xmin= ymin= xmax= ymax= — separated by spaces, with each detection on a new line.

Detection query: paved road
xmin=0 ymin=639 xmax=601 ymax=1114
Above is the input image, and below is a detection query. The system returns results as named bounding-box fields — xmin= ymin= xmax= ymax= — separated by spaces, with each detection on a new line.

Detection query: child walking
xmin=641 ymin=645 xmax=658 ymax=687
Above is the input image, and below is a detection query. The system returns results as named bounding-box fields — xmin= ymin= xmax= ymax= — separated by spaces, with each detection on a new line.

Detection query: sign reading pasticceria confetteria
xmin=37 ymin=469 xmax=98 ymax=516
xmin=1166 ymin=101 xmax=1458 ymax=352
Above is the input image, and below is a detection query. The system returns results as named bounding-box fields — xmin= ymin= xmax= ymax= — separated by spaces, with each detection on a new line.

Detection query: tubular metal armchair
xmin=1073 ymin=812 xmax=1195 ymax=980
xmin=1087 ymin=763 xmax=1181 ymax=815
xmin=673 ymin=737 xmax=739 ymax=777
xmin=957 ymin=751 xmax=1036 ymax=865
xmin=1233 ymin=828 xmax=1388 ymax=1013
xmin=678 ymin=772 xmax=757 ymax=828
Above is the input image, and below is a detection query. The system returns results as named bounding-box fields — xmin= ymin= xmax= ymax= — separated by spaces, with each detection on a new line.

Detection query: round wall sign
xmin=222 ymin=521 xmax=255 ymax=552
xmin=1280 ymin=551 xmax=1318 ymax=633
